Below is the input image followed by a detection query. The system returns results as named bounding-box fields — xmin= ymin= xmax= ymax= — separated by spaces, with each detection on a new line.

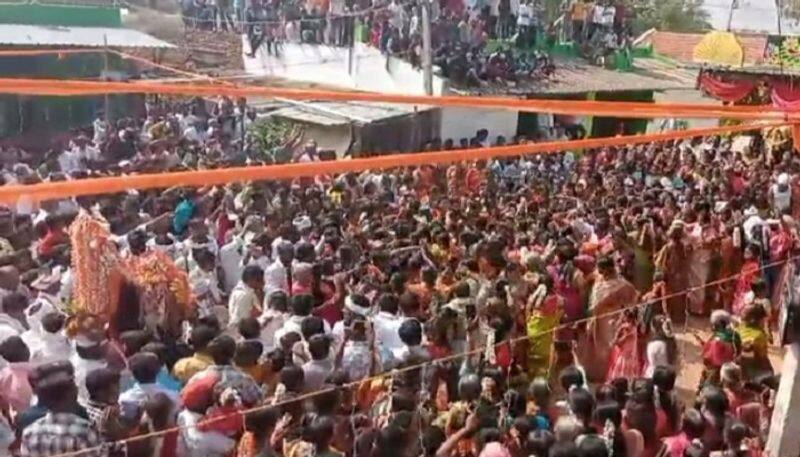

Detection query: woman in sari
xmin=655 ymin=222 xmax=691 ymax=325
xmin=736 ymin=302 xmax=773 ymax=381
xmin=526 ymin=277 xmax=563 ymax=379
xmin=732 ymin=244 xmax=763 ymax=318
xmin=580 ymin=256 xmax=637 ymax=382
xmin=606 ymin=308 xmax=641 ymax=382
xmin=686 ymin=211 xmax=719 ymax=315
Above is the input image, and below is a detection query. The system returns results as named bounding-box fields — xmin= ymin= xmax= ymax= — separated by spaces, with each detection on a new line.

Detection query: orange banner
xmin=0 ymin=78 xmax=795 ymax=120
xmin=0 ymin=122 xmax=783 ymax=204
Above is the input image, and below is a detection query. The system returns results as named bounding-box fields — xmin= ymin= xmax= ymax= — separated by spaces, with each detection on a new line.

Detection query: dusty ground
xmin=673 ymin=315 xmax=784 ymax=405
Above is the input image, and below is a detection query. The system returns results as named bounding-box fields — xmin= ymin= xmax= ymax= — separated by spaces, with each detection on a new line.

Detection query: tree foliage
xmin=627 ymin=0 xmax=711 ymax=34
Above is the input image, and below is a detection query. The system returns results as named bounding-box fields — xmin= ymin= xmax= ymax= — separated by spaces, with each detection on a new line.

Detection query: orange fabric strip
xmin=0 ymin=121 xmax=784 ymax=204
xmin=0 ymin=78 xmax=793 ymax=120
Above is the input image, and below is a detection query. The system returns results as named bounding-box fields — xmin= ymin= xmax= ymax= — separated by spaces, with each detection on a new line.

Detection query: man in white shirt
xmin=302 ymin=334 xmax=333 ymax=392
xmin=371 ymin=294 xmax=405 ymax=366
xmin=274 ymin=295 xmax=330 ymax=346
xmin=260 ymin=290 xmax=289 ymax=351
xmin=189 ymin=250 xmax=223 ymax=319
xmin=227 ymin=265 xmax=264 ymax=332
xmin=264 ymin=241 xmax=294 ymax=297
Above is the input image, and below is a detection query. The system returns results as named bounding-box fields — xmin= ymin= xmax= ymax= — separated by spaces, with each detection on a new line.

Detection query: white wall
xmin=440 ymin=107 xmax=519 ymax=143
xmin=648 ymin=89 xmax=721 ymax=132
xmin=245 ymin=40 xmax=520 ymax=142
xmin=244 ymin=41 xmax=446 ymax=95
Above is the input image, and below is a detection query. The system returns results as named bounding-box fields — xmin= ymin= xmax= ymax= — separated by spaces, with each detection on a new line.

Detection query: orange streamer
xmin=0 ymin=122 xmax=782 ymax=204
xmin=0 ymin=77 xmax=794 ymax=120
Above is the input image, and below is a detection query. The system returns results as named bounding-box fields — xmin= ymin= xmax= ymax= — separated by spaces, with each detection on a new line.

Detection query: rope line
xmin=0 ymin=121 xmax=781 ymax=204
xmin=43 ymin=253 xmax=800 ymax=457
xmin=0 ymin=78 xmax=794 ymax=120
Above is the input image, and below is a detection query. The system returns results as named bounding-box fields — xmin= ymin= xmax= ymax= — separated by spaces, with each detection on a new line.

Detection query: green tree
xmin=627 ymin=0 xmax=711 ymax=34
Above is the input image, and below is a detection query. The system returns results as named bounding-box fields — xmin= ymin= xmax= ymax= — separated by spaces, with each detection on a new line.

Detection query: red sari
xmin=606 ymin=320 xmax=641 ymax=382
xmin=732 ymin=259 xmax=761 ymax=317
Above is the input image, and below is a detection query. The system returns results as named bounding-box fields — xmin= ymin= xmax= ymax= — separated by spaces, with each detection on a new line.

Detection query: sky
xmin=703 ymin=0 xmax=800 ymax=34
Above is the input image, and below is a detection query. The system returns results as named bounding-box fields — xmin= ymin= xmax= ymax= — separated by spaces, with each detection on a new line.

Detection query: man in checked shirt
xmin=21 ymin=371 xmax=107 ymax=457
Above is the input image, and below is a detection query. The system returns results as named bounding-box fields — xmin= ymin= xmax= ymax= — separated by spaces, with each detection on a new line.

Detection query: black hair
xmin=291 ymin=294 xmax=314 ymax=317
xmin=300 ymin=316 xmax=325 ymax=340
xmin=0 ymin=336 xmax=28 ymax=363
xmin=207 ymin=335 xmax=237 ymax=365
xmin=119 ymin=330 xmax=152 ymax=356
xmin=701 ymin=386 xmax=729 ymax=416
xmin=652 ymin=365 xmax=679 ymax=431
xmin=377 ymin=293 xmax=399 ymax=314
xmin=85 ymin=367 xmax=121 ymax=401
xmin=36 ymin=373 xmax=76 ymax=409
xmin=241 ymin=265 xmax=264 ymax=283
xmin=2 ymin=292 xmax=27 ymax=314
xmin=567 ymin=388 xmax=595 ymax=425
xmin=128 ymin=352 xmax=161 ymax=384
xmin=559 ymin=365 xmax=584 ymax=392
xmin=307 ymin=334 xmax=331 ymax=361
xmin=189 ymin=324 xmax=217 ymax=351
xmin=526 ymin=429 xmax=554 ymax=457
xmin=41 ymin=312 xmax=66 ymax=334
xmin=267 ymin=291 xmax=289 ymax=311
xmin=576 ymin=434 xmax=609 ymax=457
xmin=238 ymin=317 xmax=261 ymax=340
xmin=398 ymin=319 xmax=423 ymax=346
xmin=279 ymin=365 xmax=304 ymax=392
xmin=681 ymin=408 xmax=706 ymax=439
xmin=549 ymin=441 xmax=578 ymax=457
xmin=234 ymin=340 xmax=264 ymax=366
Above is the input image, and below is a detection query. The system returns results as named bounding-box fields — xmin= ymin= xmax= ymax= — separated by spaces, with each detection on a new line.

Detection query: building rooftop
xmin=269 ymin=101 xmax=428 ymax=126
xmin=0 ymin=23 xmax=174 ymax=48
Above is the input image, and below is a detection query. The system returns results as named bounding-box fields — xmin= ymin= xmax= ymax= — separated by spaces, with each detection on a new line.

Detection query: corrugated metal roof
xmin=269 ymin=101 xmax=427 ymax=126
xmin=0 ymin=24 xmax=174 ymax=48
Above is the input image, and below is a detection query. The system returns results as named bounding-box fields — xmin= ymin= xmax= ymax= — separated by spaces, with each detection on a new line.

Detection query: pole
xmin=726 ymin=0 xmax=737 ymax=31
xmin=777 ymin=0 xmax=785 ymax=74
xmin=103 ymin=34 xmax=110 ymax=122
xmin=421 ymin=0 xmax=433 ymax=96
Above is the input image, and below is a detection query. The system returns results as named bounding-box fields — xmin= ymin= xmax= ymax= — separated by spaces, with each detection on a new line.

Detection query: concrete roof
xmin=269 ymin=101 xmax=429 ymax=126
xmin=0 ymin=23 xmax=174 ymax=48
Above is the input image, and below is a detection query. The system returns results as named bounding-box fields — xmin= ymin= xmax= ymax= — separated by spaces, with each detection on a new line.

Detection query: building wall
xmin=245 ymin=41 xmax=519 ymax=142
xmin=648 ymin=89 xmax=721 ymax=133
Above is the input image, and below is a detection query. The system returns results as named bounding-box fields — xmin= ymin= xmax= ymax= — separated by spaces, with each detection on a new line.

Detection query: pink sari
xmin=606 ymin=321 xmax=640 ymax=382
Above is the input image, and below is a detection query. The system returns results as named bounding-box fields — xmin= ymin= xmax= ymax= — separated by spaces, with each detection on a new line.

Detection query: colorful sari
xmin=732 ymin=260 xmax=761 ymax=317
xmin=655 ymin=241 xmax=690 ymax=324
xmin=581 ymin=275 xmax=637 ymax=382
xmin=606 ymin=321 xmax=640 ymax=382
xmin=736 ymin=323 xmax=772 ymax=380
xmin=526 ymin=294 xmax=563 ymax=379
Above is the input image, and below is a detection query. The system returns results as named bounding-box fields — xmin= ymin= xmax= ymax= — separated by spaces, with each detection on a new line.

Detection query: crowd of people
xmin=0 ymin=96 xmax=794 ymax=457
xmin=181 ymin=0 xmax=559 ymax=87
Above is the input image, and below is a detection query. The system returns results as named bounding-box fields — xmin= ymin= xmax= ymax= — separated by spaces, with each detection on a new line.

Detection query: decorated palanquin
xmin=68 ymin=211 xmax=125 ymax=327
xmin=122 ymin=249 xmax=193 ymax=336
xmin=68 ymin=211 xmax=194 ymax=337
